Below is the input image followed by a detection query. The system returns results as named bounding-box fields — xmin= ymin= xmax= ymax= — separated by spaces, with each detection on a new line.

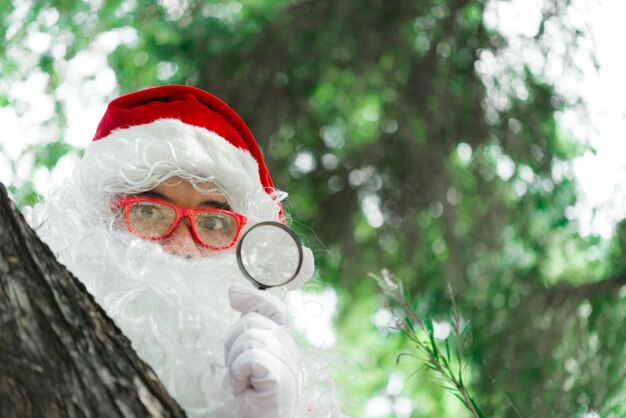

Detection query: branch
xmin=544 ymin=275 xmax=626 ymax=306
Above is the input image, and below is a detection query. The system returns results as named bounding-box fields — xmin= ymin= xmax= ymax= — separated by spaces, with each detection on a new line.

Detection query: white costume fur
xmin=24 ymin=119 xmax=346 ymax=417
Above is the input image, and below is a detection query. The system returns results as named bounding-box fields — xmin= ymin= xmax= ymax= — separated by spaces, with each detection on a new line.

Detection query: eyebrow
xmin=137 ymin=190 xmax=232 ymax=210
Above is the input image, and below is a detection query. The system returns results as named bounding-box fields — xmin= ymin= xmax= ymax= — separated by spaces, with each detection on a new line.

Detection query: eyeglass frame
xmin=111 ymin=196 xmax=248 ymax=250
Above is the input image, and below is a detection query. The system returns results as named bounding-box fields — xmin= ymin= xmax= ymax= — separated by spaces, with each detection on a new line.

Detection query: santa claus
xmin=24 ymin=85 xmax=345 ymax=417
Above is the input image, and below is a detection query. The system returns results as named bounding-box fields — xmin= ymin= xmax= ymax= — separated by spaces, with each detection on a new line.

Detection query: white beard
xmin=24 ymin=169 xmax=346 ymax=417
xmin=39 ymin=220 xmax=254 ymax=416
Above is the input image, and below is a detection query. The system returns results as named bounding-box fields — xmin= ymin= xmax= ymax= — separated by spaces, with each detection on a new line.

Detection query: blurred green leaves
xmin=2 ymin=0 xmax=625 ymax=416
xmin=33 ymin=140 xmax=74 ymax=170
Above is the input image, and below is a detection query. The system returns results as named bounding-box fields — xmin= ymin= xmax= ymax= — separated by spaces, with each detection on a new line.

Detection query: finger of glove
xmin=224 ymin=312 xmax=290 ymax=363
xmin=226 ymin=326 xmax=298 ymax=374
xmin=228 ymin=343 xmax=299 ymax=396
xmin=229 ymin=283 xmax=288 ymax=325
xmin=228 ymin=349 xmax=299 ymax=418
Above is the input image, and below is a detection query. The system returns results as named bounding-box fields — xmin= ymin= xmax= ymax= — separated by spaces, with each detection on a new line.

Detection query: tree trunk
xmin=0 ymin=183 xmax=186 ymax=418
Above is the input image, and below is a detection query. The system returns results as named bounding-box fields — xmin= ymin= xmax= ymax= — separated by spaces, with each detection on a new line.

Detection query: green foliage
xmin=2 ymin=0 xmax=625 ymax=416
xmin=7 ymin=181 xmax=39 ymax=208
xmin=34 ymin=140 xmax=75 ymax=170
xmin=373 ymin=269 xmax=484 ymax=418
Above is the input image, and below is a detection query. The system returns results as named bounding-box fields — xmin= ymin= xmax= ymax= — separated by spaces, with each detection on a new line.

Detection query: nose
xmin=161 ymin=220 xmax=203 ymax=257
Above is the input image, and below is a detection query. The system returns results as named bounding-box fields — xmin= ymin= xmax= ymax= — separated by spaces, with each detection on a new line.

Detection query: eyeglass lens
xmin=129 ymin=201 xmax=175 ymax=237
xmin=194 ymin=211 xmax=239 ymax=248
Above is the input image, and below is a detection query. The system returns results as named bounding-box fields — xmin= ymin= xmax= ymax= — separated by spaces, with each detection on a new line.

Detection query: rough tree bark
xmin=0 ymin=182 xmax=186 ymax=418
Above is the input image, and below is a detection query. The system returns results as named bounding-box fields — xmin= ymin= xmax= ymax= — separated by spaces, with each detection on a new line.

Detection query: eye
xmin=133 ymin=203 xmax=166 ymax=220
xmin=199 ymin=215 xmax=227 ymax=231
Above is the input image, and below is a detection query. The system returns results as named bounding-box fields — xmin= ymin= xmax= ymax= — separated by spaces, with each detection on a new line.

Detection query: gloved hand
xmin=225 ymin=283 xmax=299 ymax=418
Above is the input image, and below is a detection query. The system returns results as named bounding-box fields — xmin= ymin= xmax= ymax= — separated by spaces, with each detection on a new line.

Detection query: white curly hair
xmin=24 ymin=119 xmax=347 ymax=417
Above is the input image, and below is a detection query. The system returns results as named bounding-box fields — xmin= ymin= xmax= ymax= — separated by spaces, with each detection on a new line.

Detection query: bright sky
xmin=569 ymin=0 xmax=626 ymax=237
xmin=483 ymin=0 xmax=626 ymax=238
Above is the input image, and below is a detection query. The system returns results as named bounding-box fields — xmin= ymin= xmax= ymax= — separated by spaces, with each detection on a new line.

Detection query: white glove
xmin=225 ymin=283 xmax=299 ymax=418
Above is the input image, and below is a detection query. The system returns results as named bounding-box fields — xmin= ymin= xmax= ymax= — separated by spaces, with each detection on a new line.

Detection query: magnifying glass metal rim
xmin=236 ymin=221 xmax=304 ymax=290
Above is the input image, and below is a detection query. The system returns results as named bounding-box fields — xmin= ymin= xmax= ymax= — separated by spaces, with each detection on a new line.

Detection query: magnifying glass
xmin=236 ymin=221 xmax=304 ymax=290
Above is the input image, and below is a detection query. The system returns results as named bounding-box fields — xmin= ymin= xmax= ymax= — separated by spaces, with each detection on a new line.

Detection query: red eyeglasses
xmin=112 ymin=196 xmax=248 ymax=250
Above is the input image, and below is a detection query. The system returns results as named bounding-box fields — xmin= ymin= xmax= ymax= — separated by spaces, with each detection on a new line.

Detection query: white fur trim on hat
xmin=79 ymin=118 xmax=282 ymax=223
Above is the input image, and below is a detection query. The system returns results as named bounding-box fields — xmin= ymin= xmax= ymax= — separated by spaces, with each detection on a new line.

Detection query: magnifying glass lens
xmin=237 ymin=222 xmax=303 ymax=289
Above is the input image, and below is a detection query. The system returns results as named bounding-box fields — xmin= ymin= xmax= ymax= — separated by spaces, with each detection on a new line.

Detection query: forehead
xmin=151 ymin=178 xmax=229 ymax=204
xmin=158 ymin=178 xmax=222 ymax=191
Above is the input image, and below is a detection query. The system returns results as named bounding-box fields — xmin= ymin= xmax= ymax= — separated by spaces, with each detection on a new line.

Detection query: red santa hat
xmin=88 ymin=85 xmax=284 ymax=221
xmin=94 ymin=85 xmax=276 ymax=195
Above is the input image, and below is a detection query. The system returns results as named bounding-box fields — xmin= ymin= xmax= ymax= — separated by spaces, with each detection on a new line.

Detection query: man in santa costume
xmin=25 ymin=85 xmax=345 ymax=417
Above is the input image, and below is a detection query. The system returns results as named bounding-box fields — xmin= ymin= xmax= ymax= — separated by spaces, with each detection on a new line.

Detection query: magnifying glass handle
xmin=252 ymin=279 xmax=269 ymax=291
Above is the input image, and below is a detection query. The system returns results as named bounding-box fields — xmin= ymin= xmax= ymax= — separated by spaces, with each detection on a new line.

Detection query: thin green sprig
xmin=372 ymin=268 xmax=484 ymax=418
